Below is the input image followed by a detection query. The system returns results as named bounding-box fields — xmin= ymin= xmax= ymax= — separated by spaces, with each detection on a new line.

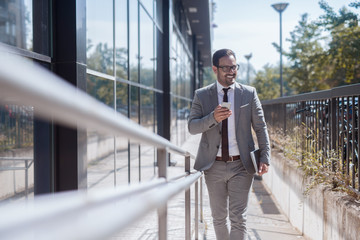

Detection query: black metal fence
xmin=262 ymin=84 xmax=360 ymax=193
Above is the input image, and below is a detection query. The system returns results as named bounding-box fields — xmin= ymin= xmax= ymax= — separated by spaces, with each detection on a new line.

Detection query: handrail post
xmin=25 ymin=159 xmax=28 ymax=199
xmin=185 ymin=155 xmax=191 ymax=240
xmin=195 ymin=180 xmax=199 ymax=239
xmin=200 ymin=176 xmax=203 ymax=223
xmin=158 ymin=148 xmax=168 ymax=240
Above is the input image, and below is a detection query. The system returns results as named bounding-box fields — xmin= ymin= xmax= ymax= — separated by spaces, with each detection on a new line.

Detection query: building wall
xmin=0 ymin=0 xmax=203 ymax=199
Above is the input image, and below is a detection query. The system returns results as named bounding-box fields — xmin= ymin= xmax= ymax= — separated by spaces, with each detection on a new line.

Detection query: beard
xmin=218 ymin=72 xmax=236 ymax=86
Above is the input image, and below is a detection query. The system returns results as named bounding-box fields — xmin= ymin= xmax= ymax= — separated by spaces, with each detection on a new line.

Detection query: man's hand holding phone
xmin=221 ymin=102 xmax=231 ymax=109
xmin=214 ymin=102 xmax=232 ymax=123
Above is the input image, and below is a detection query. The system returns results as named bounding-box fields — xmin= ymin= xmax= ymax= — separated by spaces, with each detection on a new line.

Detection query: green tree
xmin=253 ymin=64 xmax=280 ymax=100
xmin=283 ymin=13 xmax=330 ymax=93
xmin=315 ymin=0 xmax=360 ymax=86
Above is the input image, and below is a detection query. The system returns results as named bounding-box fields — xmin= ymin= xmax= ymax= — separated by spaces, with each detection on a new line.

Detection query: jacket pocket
xmin=239 ymin=103 xmax=250 ymax=109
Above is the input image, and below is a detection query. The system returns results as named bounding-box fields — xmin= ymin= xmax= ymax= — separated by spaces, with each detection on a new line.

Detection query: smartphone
xmin=221 ymin=102 xmax=231 ymax=109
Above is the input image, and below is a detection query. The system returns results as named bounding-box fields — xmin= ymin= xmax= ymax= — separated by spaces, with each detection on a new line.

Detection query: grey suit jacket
xmin=188 ymin=82 xmax=270 ymax=174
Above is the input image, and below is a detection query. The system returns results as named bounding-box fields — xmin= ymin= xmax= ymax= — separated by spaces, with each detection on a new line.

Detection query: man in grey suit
xmin=188 ymin=49 xmax=270 ymax=240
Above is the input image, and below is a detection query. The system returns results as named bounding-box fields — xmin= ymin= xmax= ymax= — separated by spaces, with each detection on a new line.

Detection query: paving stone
xmin=111 ymin=134 xmax=307 ymax=240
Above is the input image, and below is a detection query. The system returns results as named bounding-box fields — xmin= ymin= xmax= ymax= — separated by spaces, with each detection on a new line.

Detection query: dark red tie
xmin=222 ymin=88 xmax=230 ymax=161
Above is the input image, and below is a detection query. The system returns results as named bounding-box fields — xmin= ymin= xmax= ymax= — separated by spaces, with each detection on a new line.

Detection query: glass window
xmin=0 ymin=103 xmax=34 ymax=201
xmin=140 ymin=89 xmax=154 ymax=131
xmin=140 ymin=0 xmax=153 ymax=17
xmin=140 ymin=145 xmax=156 ymax=182
xmin=114 ymin=81 xmax=129 ymax=184
xmin=139 ymin=7 xmax=154 ymax=87
xmin=129 ymin=0 xmax=138 ymax=83
xmin=114 ymin=134 xmax=129 ymax=186
xmin=0 ymin=0 xmax=33 ymax=51
xmin=155 ymin=0 xmax=162 ymax=30
xmin=87 ymin=75 xmax=114 ymax=108
xmin=87 ymin=132 xmax=115 ymax=190
xmin=87 ymin=0 xmax=114 ymax=75
xmin=115 ymin=0 xmax=128 ymax=81
xmin=129 ymin=142 xmax=139 ymax=183
xmin=116 ymin=81 xmax=128 ymax=116
xmin=130 ymin=86 xmax=139 ymax=123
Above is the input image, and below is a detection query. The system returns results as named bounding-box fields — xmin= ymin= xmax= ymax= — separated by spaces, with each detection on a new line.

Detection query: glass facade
xmin=0 ymin=0 xmax=33 ymax=51
xmin=170 ymin=2 xmax=193 ymax=146
xmin=0 ymin=0 xmax=209 ymax=200
xmin=86 ymin=0 xmax=160 ymax=188
xmin=0 ymin=0 xmax=50 ymax=201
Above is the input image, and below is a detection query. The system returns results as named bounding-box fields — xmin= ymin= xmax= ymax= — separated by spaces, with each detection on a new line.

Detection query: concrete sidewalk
xmin=113 ymin=134 xmax=307 ymax=240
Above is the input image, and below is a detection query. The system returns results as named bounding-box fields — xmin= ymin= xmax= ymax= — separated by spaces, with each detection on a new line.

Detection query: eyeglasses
xmin=217 ymin=64 xmax=239 ymax=72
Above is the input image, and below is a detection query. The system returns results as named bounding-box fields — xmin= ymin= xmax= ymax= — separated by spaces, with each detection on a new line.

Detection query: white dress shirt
xmin=216 ymin=81 xmax=240 ymax=157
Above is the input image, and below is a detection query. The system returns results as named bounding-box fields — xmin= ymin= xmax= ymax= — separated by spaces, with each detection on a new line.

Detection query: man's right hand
xmin=214 ymin=104 xmax=232 ymax=123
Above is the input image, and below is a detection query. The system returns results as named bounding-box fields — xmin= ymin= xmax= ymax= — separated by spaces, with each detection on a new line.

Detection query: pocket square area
xmin=239 ymin=103 xmax=249 ymax=108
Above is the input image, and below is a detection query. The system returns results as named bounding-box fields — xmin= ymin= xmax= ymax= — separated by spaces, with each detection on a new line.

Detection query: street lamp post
xmin=272 ymin=2 xmax=288 ymax=97
xmin=244 ymin=53 xmax=252 ymax=85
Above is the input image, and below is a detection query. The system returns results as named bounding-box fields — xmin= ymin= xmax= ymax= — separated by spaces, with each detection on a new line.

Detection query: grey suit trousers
xmin=204 ymin=159 xmax=254 ymax=240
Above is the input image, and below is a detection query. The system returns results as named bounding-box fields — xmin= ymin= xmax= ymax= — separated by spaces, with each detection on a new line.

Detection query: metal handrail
xmin=0 ymin=173 xmax=201 ymax=240
xmin=0 ymin=45 xmax=201 ymax=239
xmin=261 ymin=83 xmax=360 ymax=104
xmin=0 ymin=45 xmax=194 ymax=158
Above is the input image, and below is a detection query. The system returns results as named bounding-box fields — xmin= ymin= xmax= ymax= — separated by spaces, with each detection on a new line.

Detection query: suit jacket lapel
xmin=209 ymin=83 xmax=218 ymax=112
xmin=235 ymin=82 xmax=243 ymax=126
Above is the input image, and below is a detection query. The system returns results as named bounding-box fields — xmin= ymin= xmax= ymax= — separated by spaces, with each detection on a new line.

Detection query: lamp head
xmin=271 ymin=3 xmax=289 ymax=13
xmin=244 ymin=53 xmax=252 ymax=60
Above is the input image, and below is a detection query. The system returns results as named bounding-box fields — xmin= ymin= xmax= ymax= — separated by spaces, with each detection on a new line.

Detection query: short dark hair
xmin=212 ymin=49 xmax=236 ymax=67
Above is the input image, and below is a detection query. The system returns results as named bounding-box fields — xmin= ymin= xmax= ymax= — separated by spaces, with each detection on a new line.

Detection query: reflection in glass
xmin=170 ymin=96 xmax=177 ymax=144
xmin=170 ymin=27 xmax=193 ymax=145
xmin=87 ymin=0 xmax=114 ymax=75
xmin=114 ymin=81 xmax=129 ymax=186
xmin=129 ymin=85 xmax=139 ymax=183
xmin=140 ymin=7 xmax=154 ymax=87
xmin=0 ymin=0 xmax=33 ymax=51
xmin=87 ymin=132 xmax=115 ymax=190
xmin=139 ymin=88 xmax=156 ymax=181
xmin=140 ymin=0 xmax=153 ymax=16
xmin=140 ymin=145 xmax=156 ymax=182
xmin=130 ymin=86 xmax=139 ymax=123
xmin=140 ymin=89 xmax=154 ymax=131
xmin=115 ymin=0 xmax=128 ymax=81
xmin=114 ymin=135 xmax=128 ymax=186
xmin=87 ymin=75 xmax=114 ymax=108
xmin=0 ymin=103 xmax=34 ymax=201
xmin=116 ymin=81 xmax=128 ymax=117
xmin=129 ymin=0 xmax=138 ymax=82
xmin=129 ymin=143 xmax=139 ymax=183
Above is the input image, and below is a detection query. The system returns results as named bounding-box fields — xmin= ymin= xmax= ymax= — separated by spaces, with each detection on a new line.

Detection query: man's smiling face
xmin=212 ymin=55 xmax=237 ymax=87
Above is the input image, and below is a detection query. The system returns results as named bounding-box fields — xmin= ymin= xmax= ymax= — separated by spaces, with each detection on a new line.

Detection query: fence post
xmin=283 ymin=103 xmax=287 ymax=135
xmin=185 ymin=155 xmax=191 ymax=240
xmin=330 ymin=98 xmax=337 ymax=171
xmin=157 ymin=148 xmax=168 ymax=240
xmin=300 ymin=101 xmax=306 ymax=164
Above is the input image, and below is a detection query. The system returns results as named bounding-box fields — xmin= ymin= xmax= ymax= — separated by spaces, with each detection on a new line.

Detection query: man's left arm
xmin=251 ymin=88 xmax=271 ymax=175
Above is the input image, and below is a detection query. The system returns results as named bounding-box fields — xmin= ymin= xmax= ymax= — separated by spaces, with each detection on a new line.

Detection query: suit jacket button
xmin=216 ymin=145 xmax=219 ymax=149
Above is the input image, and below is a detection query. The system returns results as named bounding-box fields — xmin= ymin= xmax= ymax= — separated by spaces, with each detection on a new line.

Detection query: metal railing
xmin=0 ymin=45 xmax=203 ymax=239
xmin=0 ymin=157 xmax=33 ymax=198
xmin=262 ymin=84 xmax=360 ymax=193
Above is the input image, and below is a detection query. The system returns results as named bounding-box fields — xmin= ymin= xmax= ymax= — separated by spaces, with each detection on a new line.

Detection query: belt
xmin=215 ymin=155 xmax=241 ymax=162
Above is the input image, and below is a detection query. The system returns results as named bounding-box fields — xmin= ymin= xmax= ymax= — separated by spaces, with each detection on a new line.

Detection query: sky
xmin=212 ymin=0 xmax=358 ymax=72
